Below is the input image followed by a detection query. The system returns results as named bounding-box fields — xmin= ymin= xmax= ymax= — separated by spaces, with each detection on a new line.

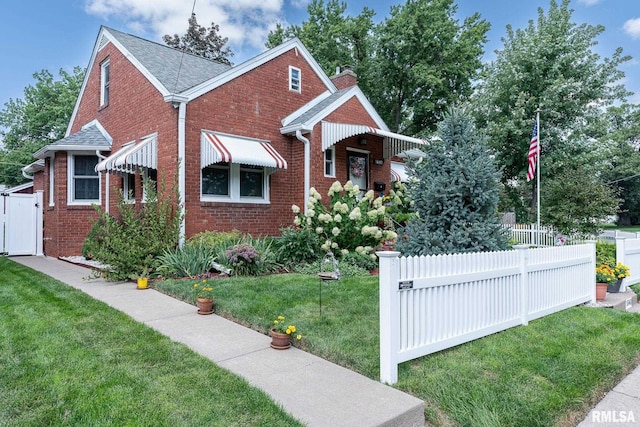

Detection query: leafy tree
xmin=163 ymin=13 xmax=234 ymax=65
xmin=0 ymin=67 xmax=84 ymax=186
xmin=540 ymin=165 xmax=619 ymax=235
xmin=371 ymin=0 xmax=489 ymax=134
xmin=396 ymin=108 xmax=508 ymax=255
xmin=266 ymin=0 xmax=375 ymax=86
xmin=471 ymin=0 xmax=630 ymax=220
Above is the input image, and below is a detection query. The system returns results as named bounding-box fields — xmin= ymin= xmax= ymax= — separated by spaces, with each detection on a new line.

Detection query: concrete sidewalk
xmin=11 ymin=256 xmax=425 ymax=427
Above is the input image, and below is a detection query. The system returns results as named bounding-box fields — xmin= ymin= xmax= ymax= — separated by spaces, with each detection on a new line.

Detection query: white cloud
xmin=84 ymin=0 xmax=286 ymax=60
xmin=576 ymin=0 xmax=600 ymax=5
xmin=623 ymin=18 xmax=640 ymax=39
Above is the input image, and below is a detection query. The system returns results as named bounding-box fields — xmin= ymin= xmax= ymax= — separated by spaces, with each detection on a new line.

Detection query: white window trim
xmin=289 ymin=66 xmax=301 ymax=93
xmin=67 ymin=152 xmax=101 ymax=206
xmin=201 ymin=163 xmax=270 ymax=204
xmin=48 ymin=156 xmax=55 ymax=207
xmin=100 ymin=59 xmax=110 ymax=106
xmin=324 ymin=146 xmax=335 ymax=177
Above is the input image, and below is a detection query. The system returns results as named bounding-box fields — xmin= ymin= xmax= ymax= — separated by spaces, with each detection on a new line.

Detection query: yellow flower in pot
xmin=270 ymin=315 xmax=302 ymax=350
xmin=193 ymin=279 xmax=214 ymax=315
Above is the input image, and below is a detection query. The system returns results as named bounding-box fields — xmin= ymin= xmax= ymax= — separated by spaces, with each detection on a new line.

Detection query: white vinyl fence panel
xmin=616 ymin=236 xmax=640 ymax=290
xmin=378 ymin=243 xmax=595 ymax=384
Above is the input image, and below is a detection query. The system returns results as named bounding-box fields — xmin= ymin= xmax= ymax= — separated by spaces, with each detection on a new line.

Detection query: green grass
xmin=155 ymin=273 xmax=640 ymax=427
xmin=601 ymin=224 xmax=640 ymax=232
xmin=0 ymin=258 xmax=302 ymax=427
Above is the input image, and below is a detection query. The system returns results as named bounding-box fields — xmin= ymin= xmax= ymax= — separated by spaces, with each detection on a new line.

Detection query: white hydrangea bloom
xmin=332 ymin=227 xmax=340 ymax=236
xmin=355 ymin=246 xmax=364 ymax=254
xmin=307 ymin=199 xmax=317 ymax=209
xmin=316 ymin=227 xmax=324 ymax=234
xmin=310 ymin=187 xmax=322 ymax=201
xmin=291 ymin=204 xmax=300 ymax=214
xmin=307 ymin=209 xmax=316 ymax=218
xmin=373 ymin=197 xmax=383 ymax=208
xmin=349 ymin=207 xmax=362 ymax=221
xmin=364 ymin=190 xmax=375 ymax=201
xmin=321 ymin=242 xmax=330 ymax=251
xmin=306 ymin=217 xmax=313 ymax=226
xmin=364 ymin=246 xmax=373 ymax=253
xmin=350 ymin=185 xmax=360 ymax=196
xmin=367 ymin=210 xmax=379 ymax=219
xmin=331 ymin=242 xmax=339 ymax=249
xmin=294 ymin=217 xmax=301 ymax=226
xmin=328 ymin=181 xmax=343 ymax=196
xmin=341 ymin=249 xmax=349 ymax=255
xmin=334 ymin=214 xmax=342 ymax=223
xmin=377 ymin=206 xmax=386 ymax=215
xmin=344 ymin=180 xmax=354 ymax=192
xmin=318 ymin=213 xmax=332 ymax=223
xmin=384 ymin=230 xmax=398 ymax=241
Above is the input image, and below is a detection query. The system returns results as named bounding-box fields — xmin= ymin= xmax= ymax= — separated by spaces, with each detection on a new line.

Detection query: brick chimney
xmin=330 ymin=67 xmax=358 ymax=90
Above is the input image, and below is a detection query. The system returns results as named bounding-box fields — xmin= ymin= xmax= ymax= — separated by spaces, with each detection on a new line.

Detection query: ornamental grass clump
xmin=291 ymin=180 xmax=397 ymax=257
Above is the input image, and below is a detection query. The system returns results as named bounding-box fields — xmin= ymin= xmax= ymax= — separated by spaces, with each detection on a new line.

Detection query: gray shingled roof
xmin=286 ymin=88 xmax=353 ymax=126
xmin=105 ymin=27 xmax=232 ymax=93
xmin=51 ymin=124 xmax=111 ymax=148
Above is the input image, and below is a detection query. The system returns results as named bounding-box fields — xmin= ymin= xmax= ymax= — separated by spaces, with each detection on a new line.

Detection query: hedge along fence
xmin=377 ymin=242 xmax=595 ymax=385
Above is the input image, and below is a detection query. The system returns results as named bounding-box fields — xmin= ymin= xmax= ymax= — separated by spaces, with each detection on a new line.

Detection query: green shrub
xmin=83 ymin=173 xmax=182 ymax=280
xmin=596 ymin=241 xmax=616 ymax=266
xmin=275 ymin=227 xmax=322 ymax=266
xmin=213 ymin=234 xmax=280 ymax=276
xmin=156 ymin=243 xmax=218 ymax=279
xmin=289 ymin=259 xmax=370 ymax=277
xmin=188 ymin=229 xmax=243 ymax=250
xmin=340 ymin=251 xmax=378 ymax=271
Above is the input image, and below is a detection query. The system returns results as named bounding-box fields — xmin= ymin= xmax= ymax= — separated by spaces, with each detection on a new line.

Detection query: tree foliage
xmin=163 ymin=13 xmax=234 ymax=65
xmin=396 ymin=108 xmax=508 ymax=255
xmin=0 ymin=67 xmax=84 ymax=186
xmin=540 ymin=165 xmax=619 ymax=235
xmin=471 ymin=0 xmax=630 ymax=205
xmin=266 ymin=0 xmax=488 ymax=135
xmin=371 ymin=0 xmax=489 ymax=134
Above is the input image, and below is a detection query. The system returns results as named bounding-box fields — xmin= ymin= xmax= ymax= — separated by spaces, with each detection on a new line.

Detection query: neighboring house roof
xmin=2 ymin=181 xmax=34 ymax=194
xmin=34 ymin=122 xmax=112 ymax=159
xmin=105 ymin=27 xmax=231 ymax=94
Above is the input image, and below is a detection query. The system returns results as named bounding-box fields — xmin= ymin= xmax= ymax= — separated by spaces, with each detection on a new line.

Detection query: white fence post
xmin=514 ymin=245 xmax=530 ymax=326
xmin=377 ymin=250 xmax=401 ymax=385
xmin=586 ymin=240 xmax=597 ymax=302
xmin=615 ymin=236 xmax=627 ymax=292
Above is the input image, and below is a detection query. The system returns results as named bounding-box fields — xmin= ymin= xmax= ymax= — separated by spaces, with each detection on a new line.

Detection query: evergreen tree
xmin=396 ymin=109 xmax=508 ymax=255
xmin=163 ymin=13 xmax=233 ymax=65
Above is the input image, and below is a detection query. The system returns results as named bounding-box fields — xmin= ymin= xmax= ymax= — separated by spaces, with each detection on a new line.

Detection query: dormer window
xmin=100 ymin=59 xmax=110 ymax=106
xmin=289 ymin=66 xmax=301 ymax=93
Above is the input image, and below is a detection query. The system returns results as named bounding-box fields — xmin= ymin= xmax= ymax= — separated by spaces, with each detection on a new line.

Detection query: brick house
xmin=26 ymin=26 xmax=425 ymax=257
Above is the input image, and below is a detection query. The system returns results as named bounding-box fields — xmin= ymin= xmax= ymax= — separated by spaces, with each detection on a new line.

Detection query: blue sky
xmin=1 ymin=0 xmax=639 ymax=114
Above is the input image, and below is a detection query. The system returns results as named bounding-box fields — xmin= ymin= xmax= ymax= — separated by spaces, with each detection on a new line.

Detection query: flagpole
xmin=536 ymin=108 xmax=541 ymax=247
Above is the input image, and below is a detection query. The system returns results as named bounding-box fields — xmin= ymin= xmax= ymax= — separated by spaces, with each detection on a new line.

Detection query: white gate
xmin=1 ymin=192 xmax=43 ymax=256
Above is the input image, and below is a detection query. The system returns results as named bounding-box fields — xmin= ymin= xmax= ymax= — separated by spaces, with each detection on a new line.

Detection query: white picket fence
xmin=616 ymin=236 xmax=640 ymax=290
xmin=377 ymin=242 xmax=595 ymax=384
xmin=504 ymin=224 xmax=591 ymax=246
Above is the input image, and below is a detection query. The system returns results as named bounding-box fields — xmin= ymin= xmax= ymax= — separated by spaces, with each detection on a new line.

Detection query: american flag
xmin=526 ymin=119 xmax=539 ymax=182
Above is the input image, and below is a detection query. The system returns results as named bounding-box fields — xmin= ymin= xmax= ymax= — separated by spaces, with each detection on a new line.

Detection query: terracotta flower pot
xmin=270 ymin=328 xmax=291 ymax=350
xmin=197 ymin=297 xmax=214 ymax=315
xmin=596 ymin=282 xmax=608 ymax=301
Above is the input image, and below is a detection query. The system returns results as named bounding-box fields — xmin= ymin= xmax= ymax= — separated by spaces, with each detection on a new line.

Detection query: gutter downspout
xmin=295 ymin=130 xmax=310 ymax=214
xmin=21 ymin=170 xmax=34 ymax=180
xmin=96 ymin=150 xmax=109 ymax=214
xmin=177 ymin=101 xmax=186 ymax=247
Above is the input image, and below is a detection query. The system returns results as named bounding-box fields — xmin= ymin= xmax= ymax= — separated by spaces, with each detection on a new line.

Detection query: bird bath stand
xmin=317 ymin=251 xmax=340 ymax=316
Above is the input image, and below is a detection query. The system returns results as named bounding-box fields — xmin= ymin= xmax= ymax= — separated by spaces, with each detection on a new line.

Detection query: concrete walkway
xmin=11 ymin=256 xmax=425 ymax=427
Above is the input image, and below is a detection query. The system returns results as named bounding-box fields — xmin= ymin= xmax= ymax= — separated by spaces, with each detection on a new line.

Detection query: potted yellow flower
xmin=608 ymin=262 xmax=630 ymax=293
xmin=193 ymin=279 xmax=214 ymax=315
xmin=270 ymin=315 xmax=302 ymax=350
xmin=595 ymin=264 xmax=615 ymax=301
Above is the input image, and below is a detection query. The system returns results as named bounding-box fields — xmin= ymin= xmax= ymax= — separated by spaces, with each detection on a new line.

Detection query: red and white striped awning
xmin=201 ymin=131 xmax=287 ymax=169
xmin=96 ymin=135 xmax=157 ymax=173
xmin=321 ymin=122 xmax=428 ymax=159
xmin=390 ymin=161 xmax=409 ymax=182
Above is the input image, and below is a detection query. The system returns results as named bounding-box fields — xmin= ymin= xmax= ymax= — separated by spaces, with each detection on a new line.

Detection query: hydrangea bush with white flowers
xmin=291 ymin=180 xmax=397 ymax=256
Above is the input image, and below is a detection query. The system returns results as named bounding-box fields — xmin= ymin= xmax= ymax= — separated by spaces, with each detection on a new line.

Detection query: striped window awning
xmin=390 ymin=161 xmax=409 ymax=183
xmin=201 ymin=131 xmax=287 ymax=170
xmin=321 ymin=122 xmax=429 ymax=159
xmin=96 ymin=134 xmax=157 ymax=173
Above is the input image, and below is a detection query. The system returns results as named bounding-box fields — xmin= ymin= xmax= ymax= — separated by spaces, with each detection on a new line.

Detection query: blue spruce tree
xmin=396 ymin=108 xmax=508 ymax=255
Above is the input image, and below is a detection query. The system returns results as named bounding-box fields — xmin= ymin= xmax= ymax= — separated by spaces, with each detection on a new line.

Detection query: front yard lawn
xmin=155 ymin=273 xmax=640 ymax=427
xmin=0 ymin=258 xmax=302 ymax=426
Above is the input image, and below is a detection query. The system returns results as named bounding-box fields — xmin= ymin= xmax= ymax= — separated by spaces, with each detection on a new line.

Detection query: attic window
xmin=100 ymin=59 xmax=110 ymax=106
xmin=289 ymin=66 xmax=301 ymax=93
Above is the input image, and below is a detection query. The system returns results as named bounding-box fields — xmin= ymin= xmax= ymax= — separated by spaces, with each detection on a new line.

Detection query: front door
xmin=348 ymin=152 xmax=368 ymax=191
